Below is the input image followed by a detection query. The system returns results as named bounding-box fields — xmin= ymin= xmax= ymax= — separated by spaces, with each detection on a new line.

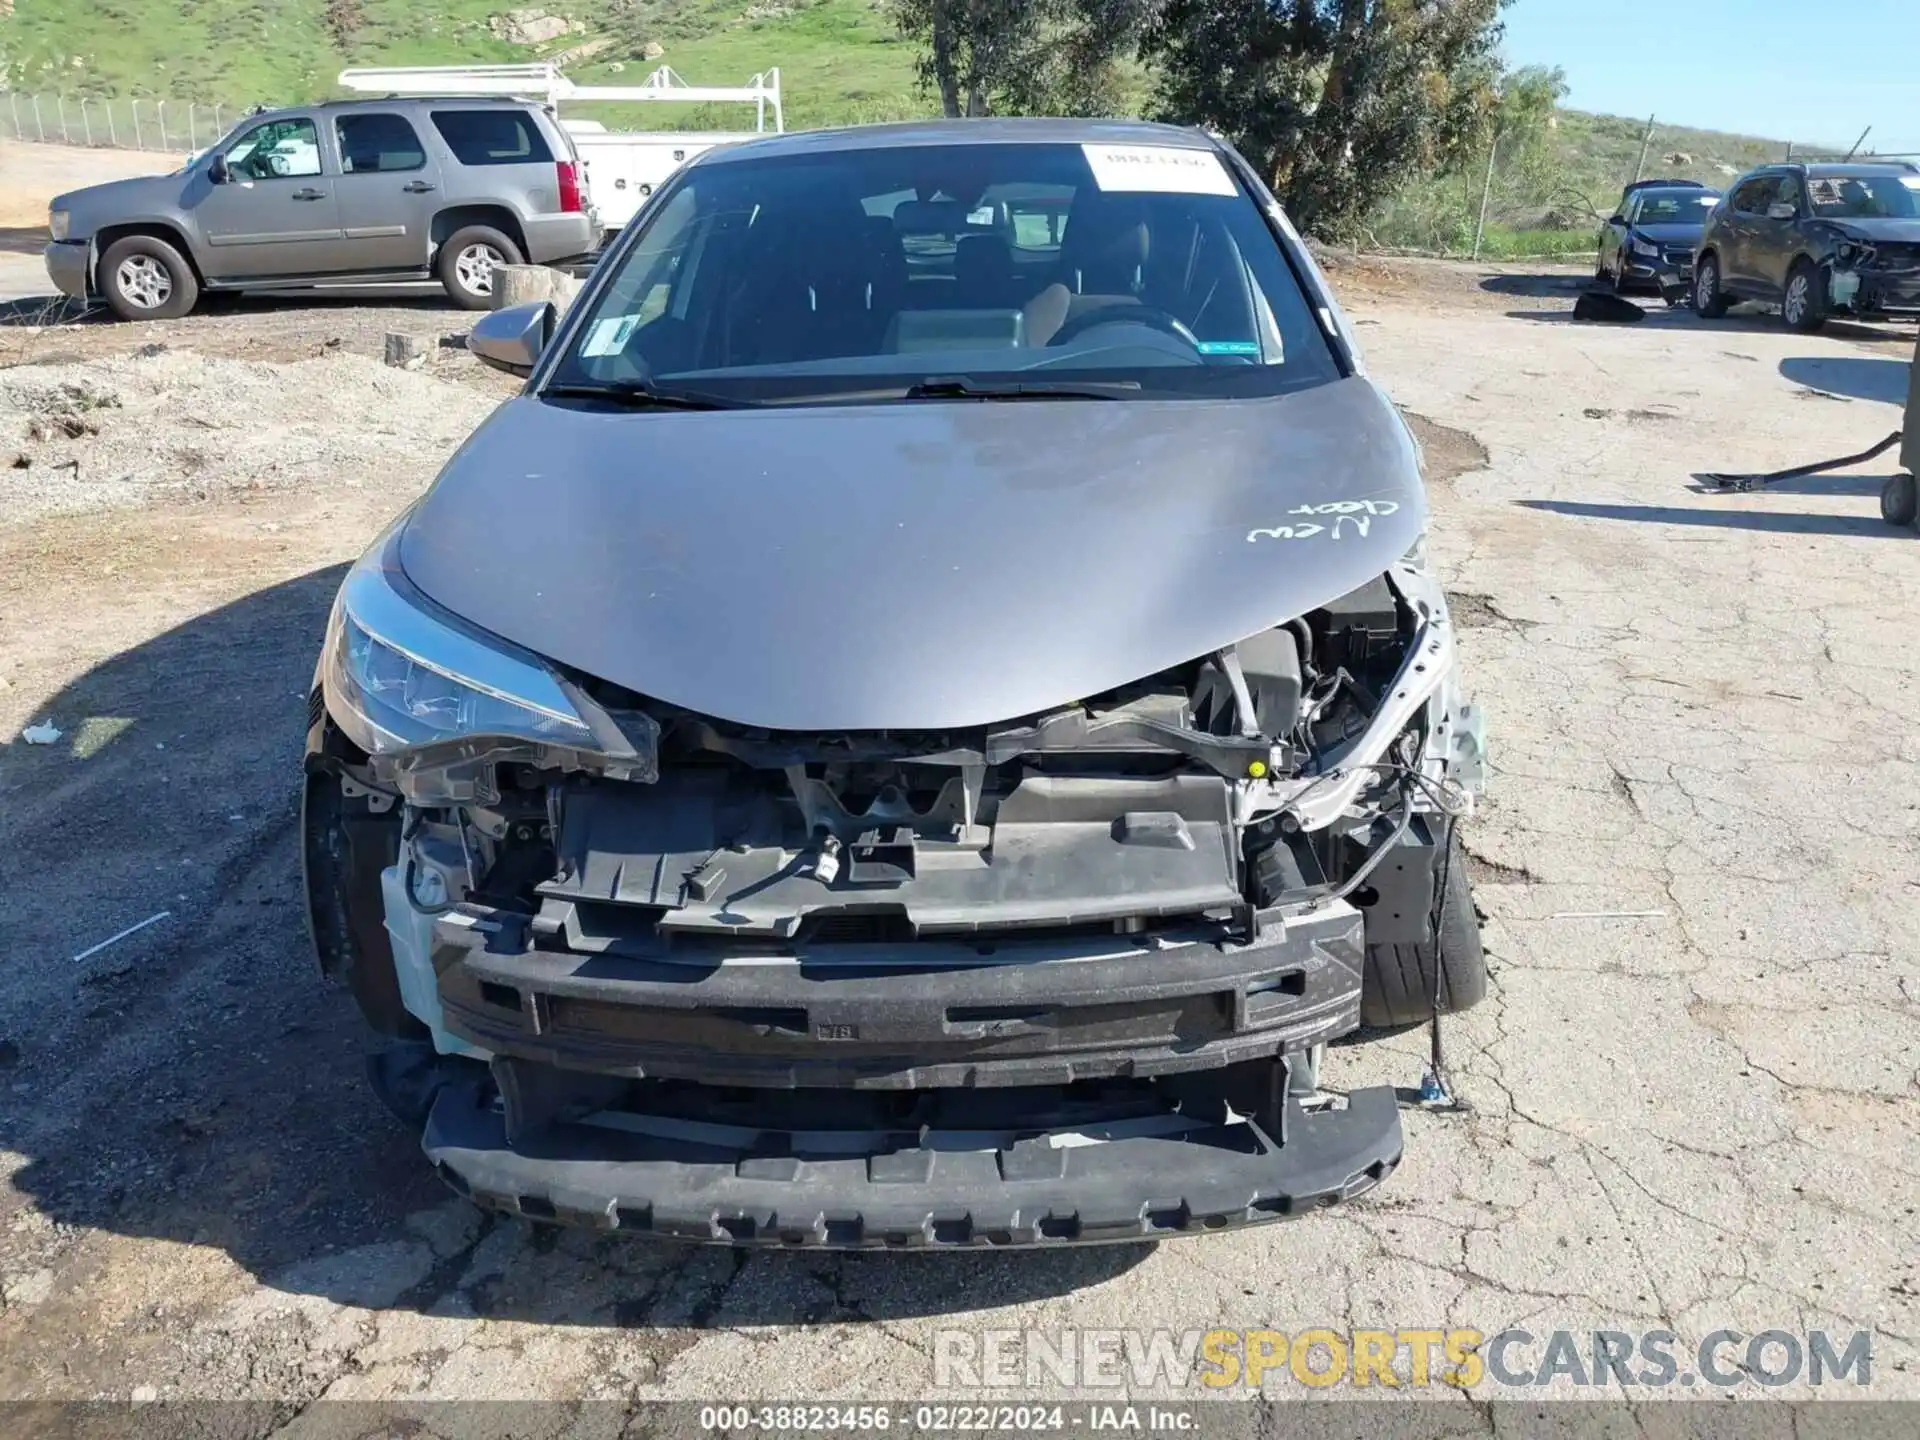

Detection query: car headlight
xmin=322 ymin=529 xmax=597 ymax=757
xmin=1630 ymin=236 xmax=1659 ymax=257
xmin=49 ymin=209 xmax=69 ymax=242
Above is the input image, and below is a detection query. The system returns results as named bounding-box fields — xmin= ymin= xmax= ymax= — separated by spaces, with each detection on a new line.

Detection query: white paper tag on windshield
xmin=1082 ymin=144 xmax=1237 ymax=197
xmin=1902 ymin=176 xmax=1920 ymax=192
xmin=581 ymin=314 xmax=639 ymax=358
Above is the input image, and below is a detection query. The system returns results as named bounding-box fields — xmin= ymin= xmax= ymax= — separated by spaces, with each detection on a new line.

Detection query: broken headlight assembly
xmin=318 ymin=530 xmax=661 ymax=807
xmin=322 ymin=536 xmax=596 ymax=757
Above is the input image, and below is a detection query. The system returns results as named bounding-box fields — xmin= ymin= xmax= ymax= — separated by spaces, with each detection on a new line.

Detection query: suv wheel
xmin=99 ymin=235 xmax=200 ymax=321
xmin=439 ymin=225 xmax=525 ymax=310
xmin=1692 ymin=253 xmax=1730 ymax=319
xmin=1782 ymin=259 xmax=1828 ymax=333
xmin=1360 ymin=830 xmax=1488 ymax=1028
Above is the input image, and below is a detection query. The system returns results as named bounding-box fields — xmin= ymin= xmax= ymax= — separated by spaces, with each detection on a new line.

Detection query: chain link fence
xmin=0 ymin=91 xmax=248 ymax=153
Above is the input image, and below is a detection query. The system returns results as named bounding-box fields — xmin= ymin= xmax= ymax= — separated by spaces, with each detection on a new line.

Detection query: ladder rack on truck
xmin=336 ymin=63 xmax=783 ymax=233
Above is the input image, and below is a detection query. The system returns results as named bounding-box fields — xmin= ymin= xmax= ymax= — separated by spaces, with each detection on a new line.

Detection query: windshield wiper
xmin=903 ymin=376 xmax=1140 ymax=401
xmin=541 ymin=380 xmax=757 ymax=411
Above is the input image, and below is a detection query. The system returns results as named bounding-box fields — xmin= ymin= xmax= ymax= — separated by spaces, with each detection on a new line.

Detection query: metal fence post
xmin=56 ymin=95 xmax=68 ymax=143
xmin=1633 ymin=113 xmax=1656 ymax=183
xmin=132 ymin=99 xmax=144 ymax=149
xmin=189 ymin=103 xmax=197 ymax=147
xmin=32 ymin=94 xmax=45 ymax=142
xmin=157 ymin=99 xmax=168 ymax=149
xmin=1472 ymin=137 xmax=1498 ymax=262
xmin=214 ymin=103 xmax=224 ymax=140
xmin=105 ymin=100 xmax=117 ymax=146
xmin=82 ymin=98 xmax=93 ymax=146
xmin=7 ymin=93 xmax=19 ymax=141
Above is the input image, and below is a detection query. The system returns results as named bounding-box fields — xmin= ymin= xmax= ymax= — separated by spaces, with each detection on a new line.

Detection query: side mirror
xmin=467 ymin=301 xmax=555 ymax=377
xmin=207 ymin=153 xmax=230 ymax=185
xmin=1608 ymin=214 xmax=1626 ymax=226
xmin=1767 ymin=201 xmax=1798 ymax=221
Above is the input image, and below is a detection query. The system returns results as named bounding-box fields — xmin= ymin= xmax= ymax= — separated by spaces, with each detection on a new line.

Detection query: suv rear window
xmin=430 ymin=109 xmax=552 ymax=166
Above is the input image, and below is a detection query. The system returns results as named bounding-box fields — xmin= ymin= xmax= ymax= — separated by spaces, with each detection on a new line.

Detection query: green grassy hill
xmin=0 ymin=0 xmax=926 ymax=128
xmin=2 ymin=0 xmax=1836 ymax=251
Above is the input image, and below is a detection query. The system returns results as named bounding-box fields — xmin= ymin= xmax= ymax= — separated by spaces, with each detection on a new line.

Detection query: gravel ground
xmin=0 ymin=265 xmax=1915 ymax=1419
xmin=1 ymin=347 xmax=504 ymax=519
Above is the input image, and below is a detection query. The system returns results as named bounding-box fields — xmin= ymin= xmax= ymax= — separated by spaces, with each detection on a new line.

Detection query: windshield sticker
xmin=581 ymin=315 xmax=639 ymax=358
xmin=1248 ymin=500 xmax=1400 ymax=543
xmin=1903 ymin=176 xmax=1920 ymax=192
xmin=1082 ymin=144 xmax=1237 ymax=197
xmin=1197 ymin=340 xmax=1261 ymax=356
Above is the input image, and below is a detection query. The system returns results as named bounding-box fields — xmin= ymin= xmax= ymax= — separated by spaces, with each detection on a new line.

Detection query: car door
xmin=1751 ymin=172 xmax=1807 ymax=297
xmin=331 ymin=111 xmax=445 ymax=274
xmin=1600 ymin=196 xmax=1631 ymax=275
xmin=1721 ymin=175 xmax=1777 ymax=293
xmin=191 ymin=114 xmax=342 ymax=280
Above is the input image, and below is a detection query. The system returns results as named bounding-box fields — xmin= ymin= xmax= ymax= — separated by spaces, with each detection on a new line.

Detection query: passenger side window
xmin=1774 ymin=174 xmax=1804 ymax=215
xmin=225 ymin=118 xmax=321 ymax=181
xmin=430 ymin=110 xmax=554 ymax=166
xmin=336 ymin=113 xmax=427 ymax=174
xmin=1733 ymin=176 xmax=1779 ymax=215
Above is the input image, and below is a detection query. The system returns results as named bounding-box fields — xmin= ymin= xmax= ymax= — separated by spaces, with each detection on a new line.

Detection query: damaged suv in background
xmin=303 ymin=119 xmax=1489 ymax=1248
xmin=1693 ymin=160 xmax=1920 ymax=331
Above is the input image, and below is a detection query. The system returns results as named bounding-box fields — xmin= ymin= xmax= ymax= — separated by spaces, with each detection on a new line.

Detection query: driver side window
xmin=224 ymin=118 xmax=321 ymax=181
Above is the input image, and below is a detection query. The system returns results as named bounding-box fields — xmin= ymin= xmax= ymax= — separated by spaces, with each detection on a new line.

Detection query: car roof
xmin=1801 ymin=160 xmax=1920 ymax=178
xmin=695 ymin=116 xmax=1220 ymax=165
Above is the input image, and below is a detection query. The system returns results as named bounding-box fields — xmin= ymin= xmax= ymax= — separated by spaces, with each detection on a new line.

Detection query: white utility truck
xmin=335 ymin=62 xmax=784 ymax=234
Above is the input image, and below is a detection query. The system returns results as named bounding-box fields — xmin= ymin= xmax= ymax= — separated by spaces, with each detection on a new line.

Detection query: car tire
xmin=1692 ymin=252 xmax=1731 ymax=319
xmin=98 ymin=234 xmax=199 ymax=321
xmin=1782 ymin=258 xmax=1828 ymax=333
xmin=1360 ymin=830 xmax=1488 ymax=1028
xmin=438 ymin=225 xmax=524 ymax=310
xmin=1882 ymin=472 xmax=1919 ymax=528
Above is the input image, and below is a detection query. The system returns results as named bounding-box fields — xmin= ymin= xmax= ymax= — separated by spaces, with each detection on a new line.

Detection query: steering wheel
xmin=1045 ymin=303 xmax=1202 ymax=351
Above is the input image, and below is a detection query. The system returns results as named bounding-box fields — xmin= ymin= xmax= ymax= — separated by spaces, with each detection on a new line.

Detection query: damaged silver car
xmin=302 ymin=119 xmax=1489 ymax=1247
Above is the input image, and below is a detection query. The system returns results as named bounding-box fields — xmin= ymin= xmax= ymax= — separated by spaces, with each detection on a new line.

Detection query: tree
xmin=1144 ymin=0 xmax=1508 ymax=239
xmin=891 ymin=0 xmax=1152 ymax=118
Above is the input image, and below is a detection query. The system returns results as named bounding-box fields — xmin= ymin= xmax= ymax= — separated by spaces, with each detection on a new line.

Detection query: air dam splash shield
xmin=422 ymin=1077 xmax=1404 ymax=1247
xmin=430 ymin=901 xmax=1367 ymax=1088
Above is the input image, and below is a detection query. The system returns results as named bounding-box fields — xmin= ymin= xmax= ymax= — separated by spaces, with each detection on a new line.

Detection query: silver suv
xmin=44 ymin=97 xmax=600 ymax=319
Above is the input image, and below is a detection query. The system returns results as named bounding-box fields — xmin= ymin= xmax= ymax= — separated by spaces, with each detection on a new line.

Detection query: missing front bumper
xmin=422 ymin=1075 xmax=1404 ymax=1247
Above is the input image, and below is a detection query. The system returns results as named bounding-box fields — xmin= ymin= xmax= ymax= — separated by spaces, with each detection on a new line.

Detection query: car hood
xmin=1630 ymin=222 xmax=1706 ymax=244
xmin=53 ymin=172 xmax=190 ymax=219
xmin=399 ymin=376 xmax=1428 ymax=731
xmin=1824 ymin=217 xmax=1920 ymax=244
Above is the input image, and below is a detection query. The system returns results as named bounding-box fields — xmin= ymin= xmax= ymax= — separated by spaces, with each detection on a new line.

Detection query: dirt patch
xmin=0 ymin=348 xmax=504 ymax=520
xmin=0 ymin=140 xmax=186 ymax=229
xmin=1402 ymin=411 xmax=1489 ymax=487
xmin=1581 ymin=406 xmax=1680 ymax=423
xmin=1463 ymin=843 xmax=1537 ymax=885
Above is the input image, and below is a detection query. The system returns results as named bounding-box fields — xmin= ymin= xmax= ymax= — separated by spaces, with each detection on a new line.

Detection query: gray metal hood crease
xmin=399 ymin=375 xmax=1426 ymax=731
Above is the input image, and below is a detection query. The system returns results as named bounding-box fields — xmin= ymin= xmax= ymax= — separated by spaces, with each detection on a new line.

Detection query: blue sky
xmin=1502 ymin=0 xmax=1920 ymax=155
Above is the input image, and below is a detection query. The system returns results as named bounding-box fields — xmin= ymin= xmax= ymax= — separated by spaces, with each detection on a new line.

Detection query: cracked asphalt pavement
xmin=1 ymin=267 xmax=1915 ymax=1414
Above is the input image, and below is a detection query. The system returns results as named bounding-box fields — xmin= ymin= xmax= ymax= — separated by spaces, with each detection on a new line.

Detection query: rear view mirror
xmin=1767 ymin=201 xmax=1798 ymax=221
xmin=207 ymin=153 xmax=230 ymax=185
xmin=468 ymin=301 xmax=555 ymax=377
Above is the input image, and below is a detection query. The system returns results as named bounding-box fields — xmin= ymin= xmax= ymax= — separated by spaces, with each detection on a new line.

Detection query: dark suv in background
xmin=45 ymin=97 xmax=599 ymax=319
xmin=1692 ymin=160 xmax=1920 ymax=331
